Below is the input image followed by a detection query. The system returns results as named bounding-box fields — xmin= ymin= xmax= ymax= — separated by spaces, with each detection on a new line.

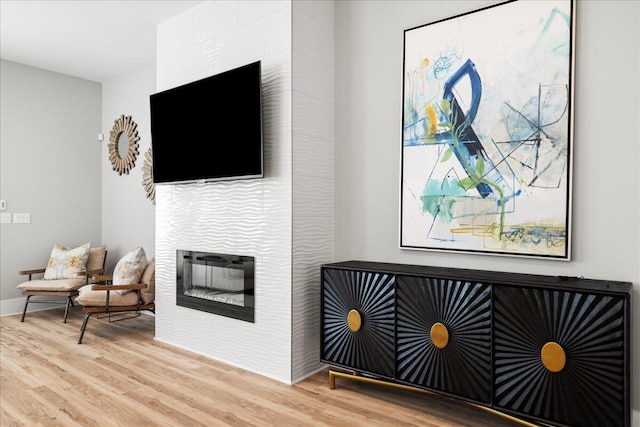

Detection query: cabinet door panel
xmin=494 ymin=286 xmax=628 ymax=427
xmin=396 ymin=276 xmax=492 ymax=403
xmin=321 ymin=268 xmax=396 ymax=378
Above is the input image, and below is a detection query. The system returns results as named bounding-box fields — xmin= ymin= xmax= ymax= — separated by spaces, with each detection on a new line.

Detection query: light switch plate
xmin=13 ymin=213 xmax=31 ymax=224
xmin=0 ymin=213 xmax=10 ymax=224
xmin=0 ymin=200 xmax=6 ymax=211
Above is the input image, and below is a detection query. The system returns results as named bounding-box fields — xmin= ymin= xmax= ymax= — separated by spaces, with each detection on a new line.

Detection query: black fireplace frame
xmin=176 ymin=250 xmax=255 ymax=322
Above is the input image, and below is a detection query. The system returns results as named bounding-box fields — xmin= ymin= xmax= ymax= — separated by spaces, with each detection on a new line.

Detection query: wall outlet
xmin=13 ymin=213 xmax=31 ymax=224
xmin=0 ymin=200 xmax=6 ymax=210
xmin=0 ymin=213 xmax=11 ymax=224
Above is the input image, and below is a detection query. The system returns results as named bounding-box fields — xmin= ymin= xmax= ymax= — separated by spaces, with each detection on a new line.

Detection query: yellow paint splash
xmin=426 ymin=104 xmax=438 ymax=135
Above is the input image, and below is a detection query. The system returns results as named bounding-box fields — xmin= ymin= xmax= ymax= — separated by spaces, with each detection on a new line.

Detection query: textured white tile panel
xmin=209 ymin=180 xmax=265 ymax=218
xmin=263 ymin=102 xmax=291 ymax=150
xmin=292 ymin=91 xmax=333 ymax=141
xmin=219 ymin=26 xmax=266 ymax=66
xmin=292 ymin=237 xmax=331 ymax=274
xmin=293 ymin=1 xmax=314 ymax=16
xmin=157 ymin=0 xmax=294 ymax=384
xmin=262 ymin=53 xmax=292 ymax=178
xmin=193 ymin=1 xmax=240 ymax=39
xmin=157 ymin=176 xmax=293 ymax=382
xmin=312 ymin=58 xmax=334 ymax=105
xmin=156 ymin=0 xmax=333 ymax=385
xmin=291 ymin=288 xmax=322 ymax=380
xmin=290 ymin=0 xmax=334 ymax=383
xmin=293 ymin=178 xmax=332 ymax=221
xmin=262 ymin=54 xmax=292 ymax=120
xmin=292 ymin=49 xmax=314 ymax=98
xmin=200 ymin=41 xmax=260 ymax=76
xmin=293 ymin=0 xmax=334 ymax=32
xmin=239 ymin=0 xmax=289 ymax=27
xmin=156 ymin=48 xmax=200 ymax=91
xmin=313 ymin=0 xmax=335 ymax=31
xmin=292 ymin=9 xmax=334 ymax=67
xmin=293 ymin=48 xmax=333 ymax=104
xmin=259 ymin=7 xmax=293 ymax=56
xmin=292 ymin=132 xmax=333 ymax=179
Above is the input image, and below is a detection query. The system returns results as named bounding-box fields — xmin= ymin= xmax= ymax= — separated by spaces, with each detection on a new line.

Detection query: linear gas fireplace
xmin=176 ymin=250 xmax=254 ymax=322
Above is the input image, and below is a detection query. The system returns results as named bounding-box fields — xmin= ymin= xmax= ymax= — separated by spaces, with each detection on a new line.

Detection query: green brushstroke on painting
xmin=439 ymin=99 xmax=507 ymax=238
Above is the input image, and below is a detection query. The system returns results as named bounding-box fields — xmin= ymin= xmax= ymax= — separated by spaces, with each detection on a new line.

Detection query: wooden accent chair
xmin=76 ymin=257 xmax=155 ymax=344
xmin=17 ymin=245 xmax=108 ymax=323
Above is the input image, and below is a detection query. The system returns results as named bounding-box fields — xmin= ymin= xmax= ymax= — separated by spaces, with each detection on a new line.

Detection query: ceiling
xmin=0 ymin=0 xmax=203 ymax=83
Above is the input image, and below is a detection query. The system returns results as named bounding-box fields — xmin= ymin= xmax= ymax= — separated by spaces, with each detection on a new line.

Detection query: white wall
xmin=291 ymin=1 xmax=335 ymax=383
xmin=155 ymin=0 xmax=335 ymax=385
xmin=155 ymin=1 xmax=297 ymax=383
xmin=101 ymin=64 xmax=156 ymax=272
xmin=334 ymin=0 xmax=640 ymax=411
xmin=0 ymin=59 xmax=102 ymax=315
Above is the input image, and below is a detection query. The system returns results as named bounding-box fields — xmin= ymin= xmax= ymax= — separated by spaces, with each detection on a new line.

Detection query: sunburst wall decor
xmin=142 ymin=148 xmax=155 ymax=205
xmin=108 ymin=114 xmax=140 ymax=175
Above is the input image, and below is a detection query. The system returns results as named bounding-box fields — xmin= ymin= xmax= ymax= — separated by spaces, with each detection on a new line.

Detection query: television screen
xmin=150 ymin=61 xmax=263 ymax=184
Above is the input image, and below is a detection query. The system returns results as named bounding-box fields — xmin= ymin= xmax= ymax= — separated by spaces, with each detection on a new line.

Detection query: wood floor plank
xmin=1 ymin=307 xmax=524 ymax=426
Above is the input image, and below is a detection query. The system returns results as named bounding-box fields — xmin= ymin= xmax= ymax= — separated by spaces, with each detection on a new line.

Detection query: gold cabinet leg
xmin=328 ymin=370 xmax=335 ymax=389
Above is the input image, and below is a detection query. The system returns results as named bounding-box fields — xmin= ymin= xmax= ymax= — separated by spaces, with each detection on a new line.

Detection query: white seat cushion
xmin=17 ymin=278 xmax=86 ymax=292
xmin=75 ymin=284 xmax=141 ymax=306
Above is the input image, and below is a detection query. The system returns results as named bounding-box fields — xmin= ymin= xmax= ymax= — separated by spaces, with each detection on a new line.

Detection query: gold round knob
xmin=347 ymin=309 xmax=362 ymax=332
xmin=541 ymin=342 xmax=566 ymax=372
xmin=430 ymin=322 xmax=449 ymax=349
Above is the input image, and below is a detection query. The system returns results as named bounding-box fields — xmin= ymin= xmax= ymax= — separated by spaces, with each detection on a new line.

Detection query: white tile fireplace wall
xmin=155 ymin=0 xmax=334 ymax=384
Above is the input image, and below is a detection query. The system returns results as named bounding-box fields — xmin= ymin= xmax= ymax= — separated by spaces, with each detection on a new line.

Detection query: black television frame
xmin=150 ymin=60 xmax=264 ymax=185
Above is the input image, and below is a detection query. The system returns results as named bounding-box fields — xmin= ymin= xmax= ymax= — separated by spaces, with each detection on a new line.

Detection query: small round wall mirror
xmin=108 ymin=114 xmax=140 ymax=175
xmin=117 ymin=132 xmax=130 ymax=158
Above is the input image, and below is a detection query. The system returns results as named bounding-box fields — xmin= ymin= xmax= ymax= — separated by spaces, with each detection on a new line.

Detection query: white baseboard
xmin=1 ymin=296 xmax=63 ymax=317
xmin=1 ymin=297 xmax=155 ymax=318
xmin=1 ymin=297 xmax=27 ymax=317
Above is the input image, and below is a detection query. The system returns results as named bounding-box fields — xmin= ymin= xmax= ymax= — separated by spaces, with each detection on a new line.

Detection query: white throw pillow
xmin=43 ymin=242 xmax=91 ymax=280
xmin=113 ymin=247 xmax=148 ymax=295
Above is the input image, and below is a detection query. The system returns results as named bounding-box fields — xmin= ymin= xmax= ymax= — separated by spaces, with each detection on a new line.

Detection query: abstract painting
xmin=400 ymin=0 xmax=575 ymax=259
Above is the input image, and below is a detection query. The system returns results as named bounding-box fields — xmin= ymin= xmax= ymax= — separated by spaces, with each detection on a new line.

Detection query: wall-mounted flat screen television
xmin=150 ymin=60 xmax=263 ymax=184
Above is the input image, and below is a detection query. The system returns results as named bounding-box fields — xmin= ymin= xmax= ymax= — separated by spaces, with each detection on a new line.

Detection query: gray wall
xmin=0 ymin=59 xmax=156 ymax=313
xmin=0 ymin=59 xmax=102 ymax=314
xmin=101 ymin=64 xmax=156 ymax=272
xmin=334 ymin=0 xmax=640 ymax=410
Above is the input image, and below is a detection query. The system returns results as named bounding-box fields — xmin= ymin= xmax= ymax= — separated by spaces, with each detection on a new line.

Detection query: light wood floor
xmin=1 ymin=307 xmax=523 ymax=427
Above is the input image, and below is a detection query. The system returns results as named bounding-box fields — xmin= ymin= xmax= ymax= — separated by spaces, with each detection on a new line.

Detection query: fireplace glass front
xmin=176 ymin=250 xmax=254 ymax=322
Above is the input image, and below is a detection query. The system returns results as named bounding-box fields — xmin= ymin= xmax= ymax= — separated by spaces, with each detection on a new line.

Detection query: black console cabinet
xmin=321 ymin=261 xmax=632 ymax=427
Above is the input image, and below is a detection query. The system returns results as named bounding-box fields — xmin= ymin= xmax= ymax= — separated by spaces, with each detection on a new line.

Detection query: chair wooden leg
xmin=78 ymin=313 xmax=92 ymax=344
xmin=63 ymin=296 xmax=73 ymax=323
xmin=21 ymin=296 xmax=31 ymax=322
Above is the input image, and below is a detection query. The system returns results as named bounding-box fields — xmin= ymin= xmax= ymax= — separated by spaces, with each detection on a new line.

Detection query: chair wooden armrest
xmin=78 ymin=267 xmax=106 ymax=277
xmin=91 ymin=283 xmax=146 ymax=292
xmin=90 ymin=274 xmax=113 ymax=283
xmin=18 ymin=268 xmax=46 ymax=276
